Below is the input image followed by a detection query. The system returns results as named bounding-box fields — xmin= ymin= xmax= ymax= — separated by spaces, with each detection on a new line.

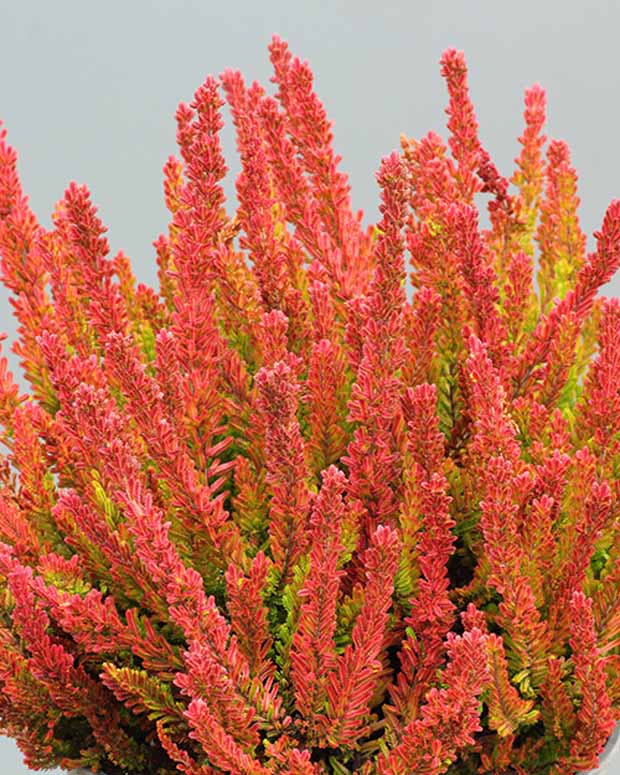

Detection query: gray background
xmin=1 ymin=1 xmax=619 ymax=772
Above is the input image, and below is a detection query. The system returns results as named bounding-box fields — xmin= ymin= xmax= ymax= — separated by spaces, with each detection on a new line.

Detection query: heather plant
xmin=1 ymin=37 xmax=620 ymax=775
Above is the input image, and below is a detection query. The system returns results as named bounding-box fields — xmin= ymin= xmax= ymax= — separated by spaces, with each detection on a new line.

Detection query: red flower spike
xmin=553 ymin=592 xmax=615 ymax=773
xmin=221 ymin=70 xmax=290 ymax=313
xmin=539 ymin=657 xmax=577 ymax=745
xmin=345 ymin=153 xmax=409 ymax=538
xmin=258 ymin=310 xmax=290 ymax=368
xmin=56 ymin=184 xmax=124 ymax=315
xmin=308 ymin=280 xmax=337 ymax=341
xmin=255 ymin=359 xmax=312 ymax=588
xmin=388 ymin=384 xmax=455 ymax=725
xmin=184 ymin=698 xmax=270 ymax=775
xmin=268 ymin=36 xmax=371 ymax=295
xmin=290 ymin=466 xmax=348 ymax=731
xmin=461 ymin=603 xmax=488 ymax=633
xmin=323 ymin=524 xmax=401 ymax=748
xmin=304 ymin=338 xmax=349 ymax=475
xmin=0 ymin=127 xmax=53 ymax=407
xmin=549 ymin=473 xmax=613 ymax=644
xmin=439 ymin=49 xmax=484 ymax=202
xmin=536 ymin=140 xmax=586 ymax=312
xmin=447 ymin=202 xmax=509 ymax=365
xmin=225 ymin=551 xmax=274 ymax=682
xmin=258 ymin=96 xmax=335 ymax=285
xmin=0 ymin=333 xmax=23 ymax=438
xmin=502 ymin=249 xmax=535 ymax=344
xmin=8 ymin=401 xmax=58 ymax=549
xmin=512 ymin=85 xmax=547 ymax=228
xmin=401 ymin=286 xmax=442 ymax=388
xmin=172 ymin=74 xmax=228 ymax=249
xmin=464 ymin=334 xmax=521 ymax=464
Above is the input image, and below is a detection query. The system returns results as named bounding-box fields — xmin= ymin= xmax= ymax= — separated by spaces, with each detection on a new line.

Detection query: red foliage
xmin=0 ymin=41 xmax=619 ymax=775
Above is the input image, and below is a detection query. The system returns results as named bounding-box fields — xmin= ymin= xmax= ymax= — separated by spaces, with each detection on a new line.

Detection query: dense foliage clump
xmin=1 ymin=36 xmax=620 ymax=775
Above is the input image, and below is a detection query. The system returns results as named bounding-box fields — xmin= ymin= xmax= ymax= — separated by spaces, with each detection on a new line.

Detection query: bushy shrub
xmin=1 ymin=36 xmax=620 ymax=775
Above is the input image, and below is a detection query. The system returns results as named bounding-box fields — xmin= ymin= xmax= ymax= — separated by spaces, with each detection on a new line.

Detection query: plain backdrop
xmin=1 ymin=1 xmax=620 ymax=772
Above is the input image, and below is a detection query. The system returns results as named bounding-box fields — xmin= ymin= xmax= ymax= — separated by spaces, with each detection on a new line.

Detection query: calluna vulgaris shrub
xmin=1 ymin=36 xmax=620 ymax=775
